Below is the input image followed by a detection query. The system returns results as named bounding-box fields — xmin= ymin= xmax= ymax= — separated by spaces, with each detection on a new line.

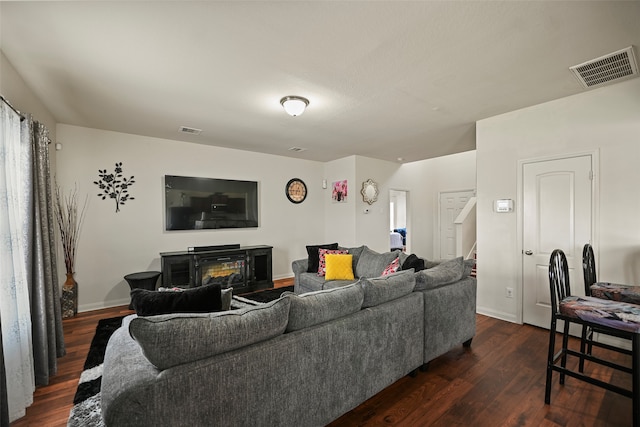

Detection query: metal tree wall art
xmin=94 ymin=162 xmax=135 ymax=212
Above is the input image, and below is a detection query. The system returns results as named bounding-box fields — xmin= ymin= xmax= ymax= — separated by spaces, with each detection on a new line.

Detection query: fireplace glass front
xmin=199 ymin=254 xmax=245 ymax=288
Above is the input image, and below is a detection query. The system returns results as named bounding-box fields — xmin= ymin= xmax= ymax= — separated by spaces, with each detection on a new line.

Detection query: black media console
xmin=160 ymin=244 xmax=273 ymax=293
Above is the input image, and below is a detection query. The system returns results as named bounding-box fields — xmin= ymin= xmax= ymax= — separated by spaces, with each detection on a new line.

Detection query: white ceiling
xmin=1 ymin=1 xmax=639 ymax=163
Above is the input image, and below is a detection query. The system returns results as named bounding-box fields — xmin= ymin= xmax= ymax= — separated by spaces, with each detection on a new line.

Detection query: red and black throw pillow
xmin=381 ymin=257 xmax=400 ymax=276
xmin=317 ymin=248 xmax=348 ymax=276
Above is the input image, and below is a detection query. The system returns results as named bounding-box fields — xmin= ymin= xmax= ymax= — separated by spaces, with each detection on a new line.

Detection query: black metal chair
xmin=546 ymin=249 xmax=640 ymax=426
xmin=580 ymin=243 xmax=598 ymax=371
xmin=583 ymin=243 xmax=597 ymax=292
xmin=580 ymin=243 xmax=635 ymax=371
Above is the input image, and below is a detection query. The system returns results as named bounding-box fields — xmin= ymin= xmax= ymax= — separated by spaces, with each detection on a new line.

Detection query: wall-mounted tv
xmin=165 ymin=175 xmax=258 ymax=230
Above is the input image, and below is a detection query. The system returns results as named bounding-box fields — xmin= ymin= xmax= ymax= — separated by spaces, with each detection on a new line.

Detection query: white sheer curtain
xmin=0 ymin=100 xmax=35 ymax=421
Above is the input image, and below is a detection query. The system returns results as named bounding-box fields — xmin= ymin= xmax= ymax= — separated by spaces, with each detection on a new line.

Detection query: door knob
xmin=524 ymin=250 xmax=533 ymax=255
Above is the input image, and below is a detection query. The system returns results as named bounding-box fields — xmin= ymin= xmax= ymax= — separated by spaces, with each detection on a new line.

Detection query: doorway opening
xmin=390 ymin=190 xmax=408 ymax=253
xmin=439 ymin=189 xmax=475 ymax=259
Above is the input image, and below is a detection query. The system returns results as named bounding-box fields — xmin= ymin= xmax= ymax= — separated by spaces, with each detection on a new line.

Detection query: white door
xmin=439 ymin=190 xmax=475 ymax=259
xmin=522 ymin=155 xmax=593 ymax=329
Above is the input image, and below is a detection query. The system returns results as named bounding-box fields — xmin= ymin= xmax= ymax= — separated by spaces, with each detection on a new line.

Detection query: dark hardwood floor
xmin=11 ymin=281 xmax=632 ymax=426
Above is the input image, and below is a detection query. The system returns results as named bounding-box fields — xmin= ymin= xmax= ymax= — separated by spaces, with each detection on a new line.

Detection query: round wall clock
xmin=286 ymin=178 xmax=307 ymax=204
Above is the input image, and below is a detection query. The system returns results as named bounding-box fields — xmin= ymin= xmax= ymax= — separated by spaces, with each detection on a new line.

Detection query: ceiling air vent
xmin=288 ymin=147 xmax=306 ymax=152
xmin=570 ymin=46 xmax=638 ymax=89
xmin=178 ymin=126 xmax=202 ymax=135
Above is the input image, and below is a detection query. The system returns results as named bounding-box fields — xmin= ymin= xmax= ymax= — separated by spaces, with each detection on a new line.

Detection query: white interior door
xmin=439 ymin=190 xmax=475 ymax=259
xmin=522 ymin=155 xmax=593 ymax=329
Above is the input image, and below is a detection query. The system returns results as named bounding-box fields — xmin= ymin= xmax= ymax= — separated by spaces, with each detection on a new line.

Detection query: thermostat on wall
xmin=495 ymin=199 xmax=514 ymax=213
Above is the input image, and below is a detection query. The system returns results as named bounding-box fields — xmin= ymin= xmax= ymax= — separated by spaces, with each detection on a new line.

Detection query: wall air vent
xmin=288 ymin=147 xmax=306 ymax=152
xmin=570 ymin=46 xmax=638 ymax=89
xmin=178 ymin=126 xmax=202 ymax=135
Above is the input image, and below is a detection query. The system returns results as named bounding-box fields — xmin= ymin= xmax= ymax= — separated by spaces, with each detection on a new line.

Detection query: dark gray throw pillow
xmin=130 ymin=284 xmax=222 ymax=316
xmin=401 ymin=254 xmax=425 ymax=272
xmin=306 ymin=243 xmax=339 ymax=273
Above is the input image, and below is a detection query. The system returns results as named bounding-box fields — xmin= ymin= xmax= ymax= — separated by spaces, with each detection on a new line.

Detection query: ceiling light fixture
xmin=280 ymin=96 xmax=309 ymax=117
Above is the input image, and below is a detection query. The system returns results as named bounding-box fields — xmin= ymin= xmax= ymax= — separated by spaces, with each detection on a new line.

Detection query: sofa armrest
xmin=292 ymin=258 xmax=308 ymax=289
xmin=292 ymin=258 xmax=308 ymax=275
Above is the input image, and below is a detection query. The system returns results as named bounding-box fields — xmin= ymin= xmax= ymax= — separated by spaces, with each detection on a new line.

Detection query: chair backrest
xmin=582 ymin=243 xmax=597 ymax=294
xmin=549 ymin=249 xmax=571 ymax=313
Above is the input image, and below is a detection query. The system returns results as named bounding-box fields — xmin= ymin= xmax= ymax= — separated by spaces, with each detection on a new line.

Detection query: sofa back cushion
xmin=355 ymin=247 xmax=401 ymax=278
xmin=414 ymin=256 xmax=464 ymax=291
xmin=338 ymin=245 xmax=366 ymax=272
xmin=284 ymin=283 xmax=364 ymax=332
xmin=361 ymin=269 xmax=416 ymax=308
xmin=129 ymin=297 xmax=291 ymax=370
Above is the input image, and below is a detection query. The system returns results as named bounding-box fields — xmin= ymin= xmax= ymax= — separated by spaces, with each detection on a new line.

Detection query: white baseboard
xmin=78 ymin=297 xmax=130 ymax=313
xmin=476 ymin=306 xmax=519 ymax=324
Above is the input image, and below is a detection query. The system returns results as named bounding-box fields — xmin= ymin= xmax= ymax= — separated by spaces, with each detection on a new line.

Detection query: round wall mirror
xmin=361 ymin=179 xmax=379 ymax=205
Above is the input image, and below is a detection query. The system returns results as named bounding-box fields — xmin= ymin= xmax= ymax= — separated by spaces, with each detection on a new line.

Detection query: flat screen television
xmin=164 ymin=175 xmax=258 ymax=230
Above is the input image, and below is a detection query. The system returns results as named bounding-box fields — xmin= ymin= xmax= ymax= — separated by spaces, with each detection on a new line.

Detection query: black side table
xmin=124 ymin=271 xmax=161 ymax=309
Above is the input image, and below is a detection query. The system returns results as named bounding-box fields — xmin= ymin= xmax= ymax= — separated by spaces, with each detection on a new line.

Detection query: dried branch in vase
xmin=54 ymin=184 xmax=88 ymax=275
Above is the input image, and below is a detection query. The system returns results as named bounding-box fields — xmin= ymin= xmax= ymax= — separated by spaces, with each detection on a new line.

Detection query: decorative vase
xmin=61 ymin=272 xmax=78 ymax=319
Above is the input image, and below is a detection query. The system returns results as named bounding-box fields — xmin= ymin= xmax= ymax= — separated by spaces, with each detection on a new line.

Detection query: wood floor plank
xmin=10 ymin=286 xmax=634 ymax=427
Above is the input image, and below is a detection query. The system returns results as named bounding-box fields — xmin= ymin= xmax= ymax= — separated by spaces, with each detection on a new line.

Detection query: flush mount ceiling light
xmin=280 ymin=96 xmax=309 ymax=117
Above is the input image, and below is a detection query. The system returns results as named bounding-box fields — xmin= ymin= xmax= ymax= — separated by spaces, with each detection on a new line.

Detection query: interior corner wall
xmin=476 ymin=78 xmax=640 ymax=324
xmin=55 ymin=124 xmax=325 ymax=311
xmin=0 ymin=50 xmax=56 ymax=144
xmin=323 ymin=156 xmax=357 ymax=246
xmin=389 ymin=151 xmax=477 ymax=260
xmin=354 ymin=156 xmax=402 ymax=253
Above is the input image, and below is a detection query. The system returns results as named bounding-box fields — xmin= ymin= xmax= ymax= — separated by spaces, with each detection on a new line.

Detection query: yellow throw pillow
xmin=324 ymin=254 xmax=355 ymax=281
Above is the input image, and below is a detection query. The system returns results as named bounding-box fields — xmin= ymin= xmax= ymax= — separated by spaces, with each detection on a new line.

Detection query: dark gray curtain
xmin=24 ymin=116 xmax=65 ymax=386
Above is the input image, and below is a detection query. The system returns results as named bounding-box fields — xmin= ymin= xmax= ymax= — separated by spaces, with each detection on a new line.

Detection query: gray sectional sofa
xmin=100 ymin=246 xmax=476 ymax=427
xmin=293 ymin=245 xmax=477 ymax=364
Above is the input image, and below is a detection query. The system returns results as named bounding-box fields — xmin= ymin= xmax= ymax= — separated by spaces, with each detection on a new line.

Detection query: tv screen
xmin=164 ymin=175 xmax=258 ymax=230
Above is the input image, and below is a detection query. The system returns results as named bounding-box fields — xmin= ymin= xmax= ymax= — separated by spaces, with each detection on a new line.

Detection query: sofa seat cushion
xmin=284 ymin=283 xmax=364 ymax=332
xmin=415 ymin=257 xmax=464 ymax=291
xmin=361 ymin=269 xmax=416 ymax=308
xmin=296 ymin=271 xmax=358 ymax=290
xmin=128 ymin=297 xmax=291 ymax=370
xmin=355 ymin=247 xmax=401 ymax=278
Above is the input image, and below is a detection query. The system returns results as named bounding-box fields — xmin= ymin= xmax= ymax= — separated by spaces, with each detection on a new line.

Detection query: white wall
xmin=390 ymin=151 xmax=477 ymax=259
xmin=55 ymin=124 xmax=325 ymax=311
xmin=355 ymin=156 xmax=402 ymax=253
xmin=323 ymin=156 xmax=357 ymax=246
xmin=390 ymin=190 xmax=407 ymax=230
xmin=476 ymin=78 xmax=640 ymax=323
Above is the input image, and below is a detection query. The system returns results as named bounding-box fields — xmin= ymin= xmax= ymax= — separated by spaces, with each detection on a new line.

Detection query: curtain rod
xmin=0 ymin=94 xmax=25 ymax=121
